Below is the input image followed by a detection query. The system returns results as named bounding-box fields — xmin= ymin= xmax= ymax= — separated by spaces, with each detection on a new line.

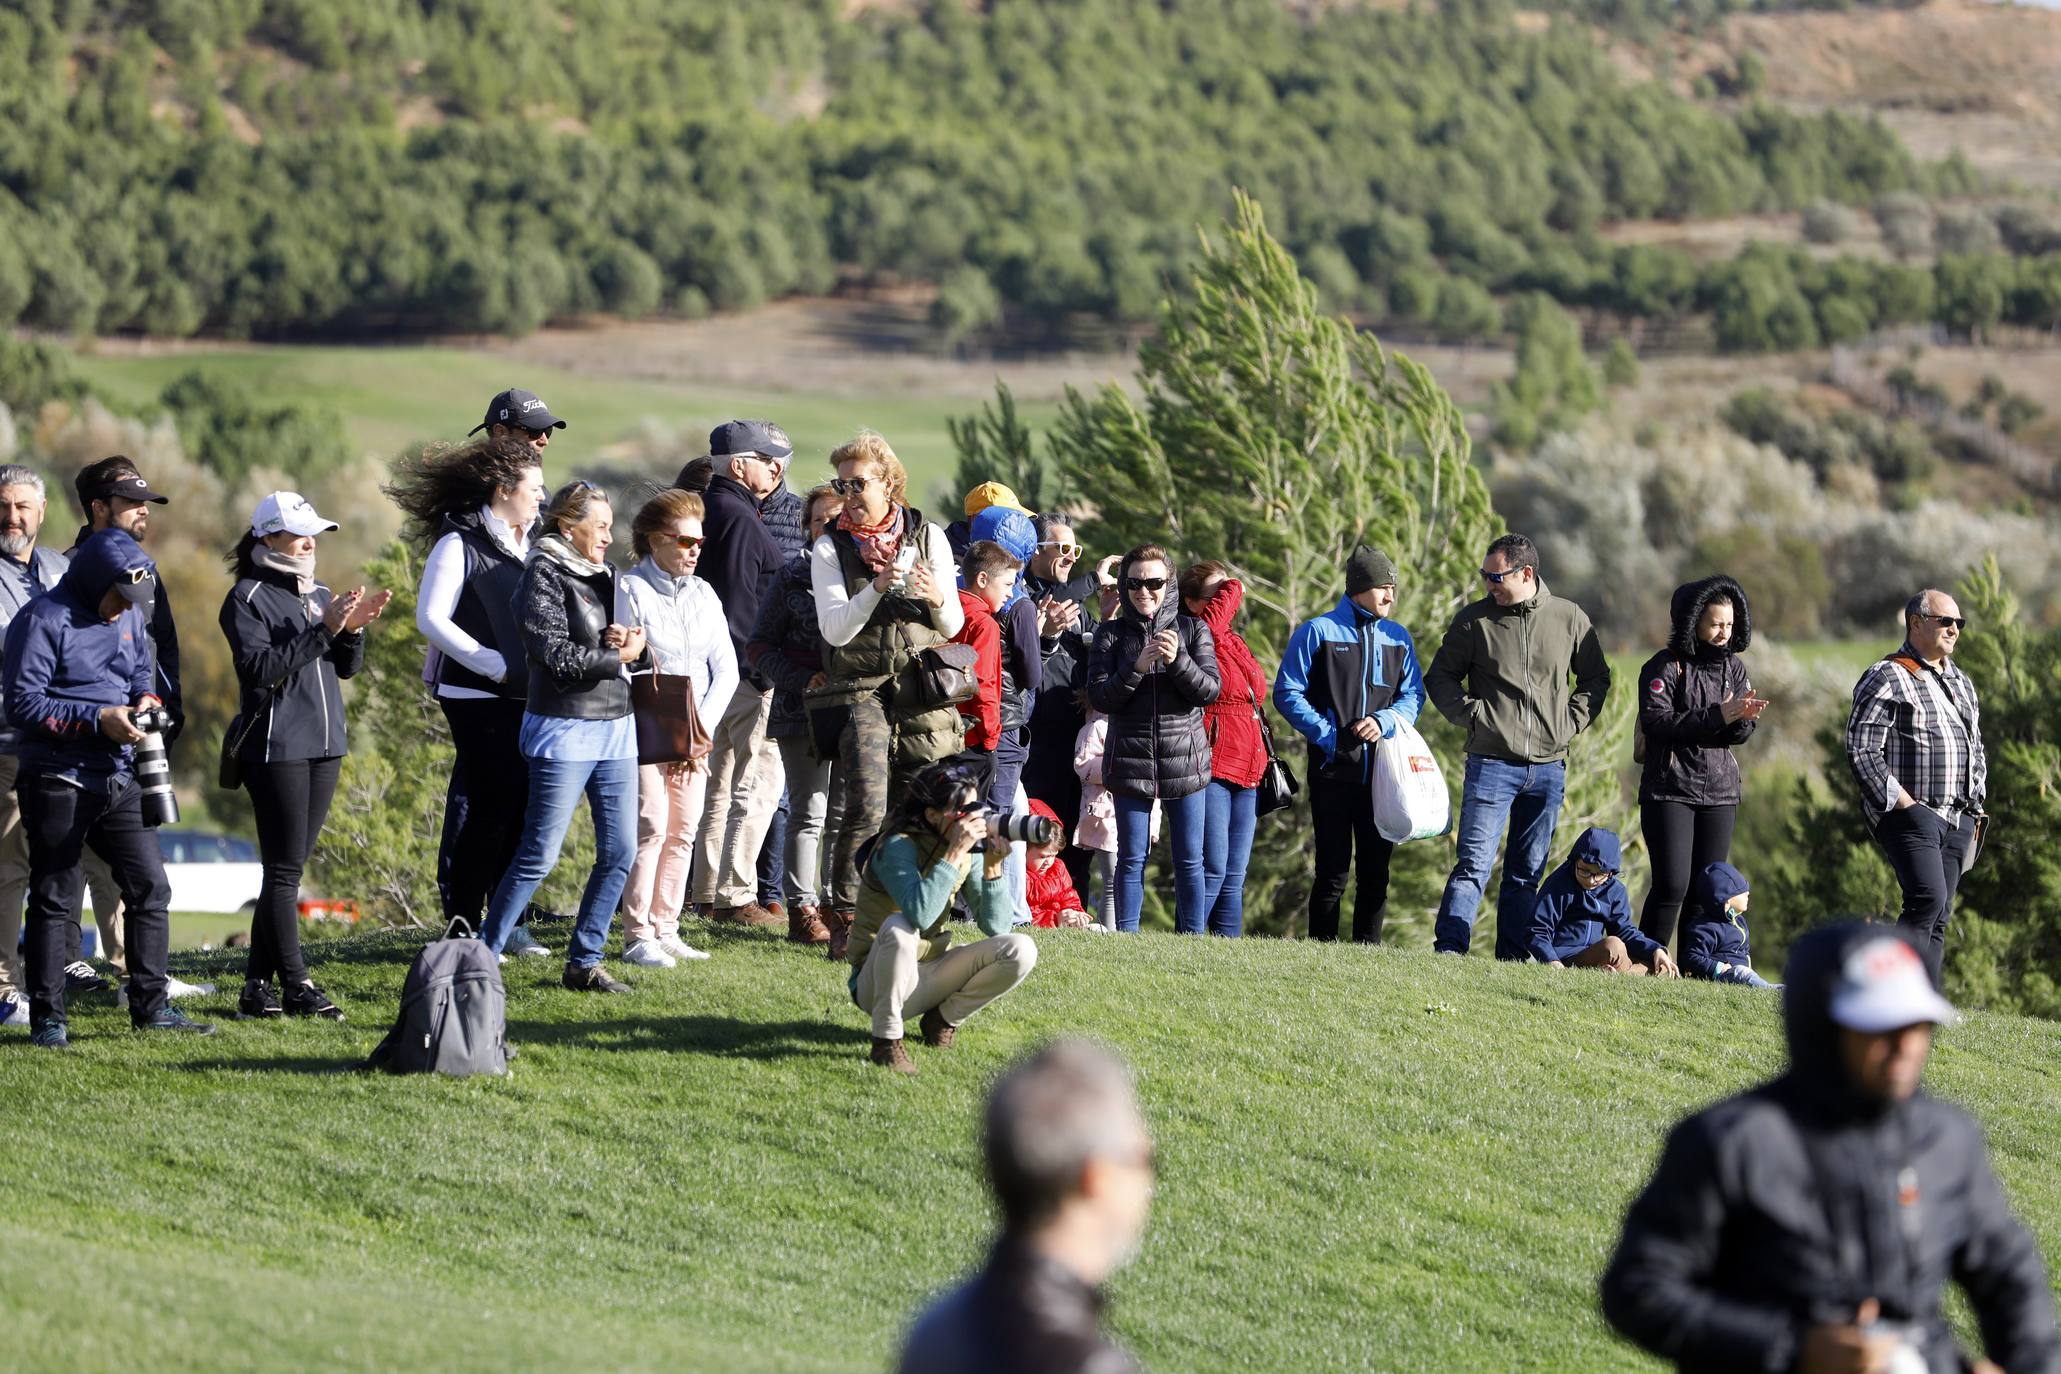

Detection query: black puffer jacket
xmin=1637 ymin=575 xmax=1757 ymax=807
xmin=1087 ymin=559 xmax=1219 ymax=802
xmin=760 ymin=483 xmax=807 ymax=564
xmin=898 ymin=1238 xmax=1142 ymax=1374
xmin=1600 ymin=924 xmax=2058 ymax=1374
xmin=221 ymin=566 xmax=365 ymax=763
xmin=517 ymin=539 xmax=641 ymax=720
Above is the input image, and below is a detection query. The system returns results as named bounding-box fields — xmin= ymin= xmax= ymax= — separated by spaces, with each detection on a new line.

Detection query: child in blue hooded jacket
xmin=1529 ymin=827 xmax=1680 ymax=976
xmin=1680 ymin=861 xmax=1775 ymax=987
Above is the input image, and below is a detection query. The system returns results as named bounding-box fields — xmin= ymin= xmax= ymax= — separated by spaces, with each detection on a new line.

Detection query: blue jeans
xmin=1197 ymin=780 xmax=1256 ymax=937
xmin=480 ymin=755 xmax=638 ymax=967
xmin=1112 ymin=789 xmax=1207 ymax=933
xmin=1714 ymin=964 xmax=1775 ymax=989
xmin=1433 ymin=756 xmax=1566 ymax=958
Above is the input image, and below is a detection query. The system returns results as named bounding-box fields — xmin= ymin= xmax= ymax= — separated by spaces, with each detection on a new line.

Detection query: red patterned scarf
xmin=838 ymin=503 xmax=905 ymax=574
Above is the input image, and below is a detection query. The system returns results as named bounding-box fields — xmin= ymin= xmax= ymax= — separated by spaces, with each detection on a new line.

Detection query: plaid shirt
xmin=1846 ymin=646 xmax=1986 ymax=825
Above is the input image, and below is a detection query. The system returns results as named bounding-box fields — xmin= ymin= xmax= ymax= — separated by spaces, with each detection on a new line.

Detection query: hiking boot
xmin=63 ymin=961 xmax=109 ymax=995
xmin=236 ymin=978 xmax=283 ymax=1020
xmin=919 ymin=1008 xmax=957 ymax=1050
xmin=712 ymin=903 xmax=783 ymax=928
xmin=134 ymin=1006 xmax=216 ymax=1035
xmin=826 ymin=909 xmax=854 ymax=963
xmin=283 ymin=982 xmax=345 ymax=1022
xmin=869 ymin=1037 xmax=917 ymax=1075
xmin=562 ymin=963 xmax=632 ymax=994
xmin=30 ymin=1019 xmax=69 ymax=1049
xmin=788 ymin=905 xmax=831 ymax=945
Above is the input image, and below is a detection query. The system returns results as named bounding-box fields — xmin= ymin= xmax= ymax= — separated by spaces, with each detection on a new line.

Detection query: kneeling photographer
xmin=0 ymin=530 xmax=211 ymax=1046
xmin=847 ymin=758 xmax=1041 ymax=1075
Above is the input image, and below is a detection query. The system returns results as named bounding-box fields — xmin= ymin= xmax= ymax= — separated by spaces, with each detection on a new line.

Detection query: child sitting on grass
xmin=1528 ymin=827 xmax=1680 ymax=977
xmin=1680 ymin=861 xmax=1776 ymax=988
xmin=1025 ymin=799 xmax=1098 ymax=929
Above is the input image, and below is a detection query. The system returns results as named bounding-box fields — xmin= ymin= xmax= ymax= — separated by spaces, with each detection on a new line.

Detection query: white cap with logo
xmin=1828 ymin=934 xmax=1959 ymax=1033
xmin=250 ymin=491 xmax=340 ymax=539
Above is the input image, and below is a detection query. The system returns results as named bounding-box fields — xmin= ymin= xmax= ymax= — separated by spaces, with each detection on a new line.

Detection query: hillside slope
xmin=2 ymin=918 xmax=2055 ymax=1371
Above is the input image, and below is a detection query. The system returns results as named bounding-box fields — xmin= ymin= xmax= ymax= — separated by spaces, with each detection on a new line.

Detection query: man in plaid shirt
xmin=1845 ymin=589 xmax=1987 ymax=981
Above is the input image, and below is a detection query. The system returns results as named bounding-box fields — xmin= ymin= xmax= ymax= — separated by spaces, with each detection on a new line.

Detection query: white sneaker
xmin=623 ymin=939 xmax=677 ymax=969
xmin=659 ymin=935 xmax=711 ymax=962
xmin=497 ymin=952 xmax=508 ymax=966
xmin=506 ymin=928 xmax=552 ymax=958
xmin=0 ymin=995 xmax=27 ymax=1027
xmin=167 ymin=977 xmax=215 ymax=999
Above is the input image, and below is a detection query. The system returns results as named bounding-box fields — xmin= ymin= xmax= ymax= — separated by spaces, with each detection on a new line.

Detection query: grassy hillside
xmin=3 ymin=918 xmax=2055 ymax=1372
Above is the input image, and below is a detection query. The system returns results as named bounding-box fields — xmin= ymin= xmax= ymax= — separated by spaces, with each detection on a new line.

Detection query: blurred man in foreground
xmin=898 ymin=1038 xmax=1152 ymax=1374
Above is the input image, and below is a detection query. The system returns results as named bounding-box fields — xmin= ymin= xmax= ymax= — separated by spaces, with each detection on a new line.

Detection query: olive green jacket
xmin=1424 ymin=581 xmax=1611 ymax=765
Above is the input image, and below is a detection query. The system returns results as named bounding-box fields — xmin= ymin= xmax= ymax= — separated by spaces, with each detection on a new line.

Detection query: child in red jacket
xmin=952 ymin=540 xmax=1021 ymax=756
xmin=1025 ymin=799 xmax=1094 ymax=928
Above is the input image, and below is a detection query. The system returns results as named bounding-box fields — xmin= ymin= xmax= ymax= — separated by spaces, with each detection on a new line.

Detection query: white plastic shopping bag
xmin=1372 ymin=718 xmax=1451 ymax=843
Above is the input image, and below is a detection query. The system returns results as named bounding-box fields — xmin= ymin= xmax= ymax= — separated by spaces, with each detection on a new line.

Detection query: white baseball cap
xmin=251 ymin=491 xmax=339 ymax=539
xmin=1828 ymin=934 xmax=1959 ymax=1033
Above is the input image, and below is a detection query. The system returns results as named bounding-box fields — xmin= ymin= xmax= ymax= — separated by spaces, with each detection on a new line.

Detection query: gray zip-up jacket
xmin=0 ymin=545 xmax=69 ymax=753
xmin=1425 ymin=579 xmax=1611 ymax=765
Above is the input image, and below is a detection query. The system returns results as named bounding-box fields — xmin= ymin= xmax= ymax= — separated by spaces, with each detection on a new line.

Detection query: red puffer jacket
xmin=1198 ymin=579 xmax=1269 ymax=788
xmin=1025 ymin=799 xmax=1089 ymax=927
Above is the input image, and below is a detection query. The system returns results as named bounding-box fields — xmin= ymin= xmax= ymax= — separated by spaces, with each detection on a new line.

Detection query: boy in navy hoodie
xmin=1680 ymin=861 xmax=1775 ymax=988
xmin=1529 ymin=827 xmax=1680 ymax=976
xmin=1 ymin=529 xmax=213 ymax=1045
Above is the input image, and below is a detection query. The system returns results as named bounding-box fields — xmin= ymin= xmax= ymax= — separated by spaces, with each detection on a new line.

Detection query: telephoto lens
xmin=986 ymin=812 xmax=1060 ymax=848
xmin=131 ymin=706 xmax=180 ymax=828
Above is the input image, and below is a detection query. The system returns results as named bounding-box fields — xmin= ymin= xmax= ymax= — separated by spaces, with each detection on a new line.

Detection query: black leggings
xmin=437 ymin=697 xmax=530 ymax=926
xmin=244 ymin=756 xmax=342 ymax=986
xmin=1638 ymin=801 xmax=1736 ymax=950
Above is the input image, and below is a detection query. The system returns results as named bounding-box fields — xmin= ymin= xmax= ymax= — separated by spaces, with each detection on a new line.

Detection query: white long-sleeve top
xmin=615 ymin=556 xmax=739 ymax=725
xmin=416 ymin=507 xmax=529 ymax=700
xmin=809 ymin=520 xmax=963 ymax=648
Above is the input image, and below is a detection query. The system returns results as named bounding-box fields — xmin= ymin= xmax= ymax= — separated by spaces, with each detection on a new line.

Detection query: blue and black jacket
xmin=1272 ymin=595 xmax=1424 ymax=782
xmin=0 ymin=530 xmax=158 ymax=788
xmin=1681 ymin=861 xmax=1754 ymax=979
xmin=1528 ymin=827 xmax=1661 ymax=965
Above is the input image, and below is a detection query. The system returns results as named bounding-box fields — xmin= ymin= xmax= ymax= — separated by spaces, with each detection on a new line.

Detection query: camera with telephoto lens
xmin=131 ymin=705 xmax=179 ymax=828
xmin=978 ymin=810 xmax=1059 ymax=853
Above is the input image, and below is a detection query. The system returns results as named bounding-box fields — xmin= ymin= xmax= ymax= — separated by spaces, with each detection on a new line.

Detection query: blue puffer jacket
xmin=0 ymin=530 xmax=158 ymax=786
xmin=1528 ymin=827 xmax=1660 ymax=965
xmin=1681 ymin=861 xmax=1754 ymax=979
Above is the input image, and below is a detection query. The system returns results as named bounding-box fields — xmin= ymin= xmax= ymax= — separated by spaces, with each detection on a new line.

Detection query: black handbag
xmin=1254 ymin=706 xmax=1299 ymax=817
xmin=217 ymin=681 xmax=281 ymax=790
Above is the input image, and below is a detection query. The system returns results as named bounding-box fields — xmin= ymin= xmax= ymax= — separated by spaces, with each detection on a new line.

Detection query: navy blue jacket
xmin=0 ymin=530 xmax=158 ymax=787
xmin=760 ymin=484 xmax=807 ymax=565
xmin=700 ymin=473 xmax=783 ymax=666
xmin=1273 ymin=594 xmax=1424 ymax=782
xmin=0 ymin=545 xmax=69 ymax=753
xmin=1680 ymin=861 xmax=1754 ymax=980
xmin=1528 ymin=827 xmax=1661 ymax=965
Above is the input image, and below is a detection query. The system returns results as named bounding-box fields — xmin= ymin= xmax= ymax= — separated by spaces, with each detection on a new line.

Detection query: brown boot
xmin=825 ymin=908 xmax=853 ymax=962
xmin=788 ymin=904 xmax=831 ymax=945
xmin=712 ymin=902 xmax=783 ymax=928
xmin=869 ymin=1037 xmax=917 ymax=1075
xmin=919 ymin=1008 xmax=956 ymax=1050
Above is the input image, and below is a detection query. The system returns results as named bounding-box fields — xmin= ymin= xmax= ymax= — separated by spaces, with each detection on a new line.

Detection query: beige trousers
xmin=852 ymin=914 xmax=1038 ymax=1041
xmin=689 ymin=681 xmax=782 ymax=908
xmin=621 ymin=761 xmax=709 ymax=944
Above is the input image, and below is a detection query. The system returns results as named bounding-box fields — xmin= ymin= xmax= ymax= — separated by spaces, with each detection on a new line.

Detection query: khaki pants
xmin=621 ymin=761 xmax=709 ymax=944
xmin=1570 ymin=936 xmax=1648 ymax=975
xmin=852 ymin=914 xmax=1038 ymax=1041
xmin=689 ymin=681 xmax=782 ymax=909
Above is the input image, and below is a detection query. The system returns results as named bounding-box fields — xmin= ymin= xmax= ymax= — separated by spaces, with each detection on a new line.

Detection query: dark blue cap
xmin=470 ymin=388 xmax=566 ymax=436
xmin=709 ymin=419 xmax=792 ymax=461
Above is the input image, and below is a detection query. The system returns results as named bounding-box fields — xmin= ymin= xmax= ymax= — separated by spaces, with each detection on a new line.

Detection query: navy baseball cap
xmin=470 ymin=388 xmax=567 ymax=436
xmin=709 ymin=420 xmax=793 ymax=461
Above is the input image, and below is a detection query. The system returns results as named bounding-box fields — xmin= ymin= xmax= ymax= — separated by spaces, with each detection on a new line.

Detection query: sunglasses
xmin=1923 ymin=614 xmax=1967 ymax=630
xmin=1480 ymin=566 xmax=1528 ymax=584
xmin=1124 ymin=576 xmax=1168 ymax=592
xmin=1038 ymin=540 xmax=1084 ymax=559
xmin=830 ymin=477 xmax=871 ymax=496
xmin=669 ymin=534 xmax=703 ymax=551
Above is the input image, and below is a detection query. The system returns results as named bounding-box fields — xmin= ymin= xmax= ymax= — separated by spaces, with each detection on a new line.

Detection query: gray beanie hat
xmin=1345 ymin=544 xmax=1398 ymax=595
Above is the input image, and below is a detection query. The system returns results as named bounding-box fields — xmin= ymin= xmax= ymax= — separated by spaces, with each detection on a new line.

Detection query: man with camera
xmin=2 ymin=529 xmax=213 ymax=1046
xmin=1601 ymin=923 xmax=2055 ymax=1373
xmin=846 ymin=758 xmax=1041 ymax=1074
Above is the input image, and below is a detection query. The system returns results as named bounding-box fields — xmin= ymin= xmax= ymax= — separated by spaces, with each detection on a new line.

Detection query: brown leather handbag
xmin=631 ymin=672 xmax=713 ymax=766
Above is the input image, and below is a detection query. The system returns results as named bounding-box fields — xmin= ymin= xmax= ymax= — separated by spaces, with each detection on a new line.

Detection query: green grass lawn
xmin=69 ymin=345 xmax=1035 ymax=502
xmin=4 ymin=918 xmax=2056 ymax=1372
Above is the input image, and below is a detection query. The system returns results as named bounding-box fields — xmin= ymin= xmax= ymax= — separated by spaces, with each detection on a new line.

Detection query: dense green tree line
xmin=0 ymin=0 xmax=1965 ymax=341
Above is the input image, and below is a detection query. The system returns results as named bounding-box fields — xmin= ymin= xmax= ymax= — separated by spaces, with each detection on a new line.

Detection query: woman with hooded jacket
xmin=1087 ymin=544 xmax=1219 ymax=933
xmin=1181 ymin=561 xmax=1268 ymax=937
xmin=1635 ymin=574 xmax=1768 ymax=949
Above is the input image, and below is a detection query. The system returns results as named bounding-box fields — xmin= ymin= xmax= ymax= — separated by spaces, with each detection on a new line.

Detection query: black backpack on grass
xmin=364 ymin=922 xmax=508 ymax=1078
